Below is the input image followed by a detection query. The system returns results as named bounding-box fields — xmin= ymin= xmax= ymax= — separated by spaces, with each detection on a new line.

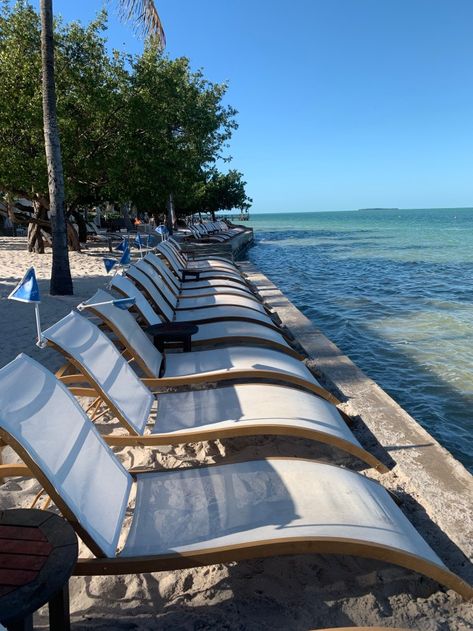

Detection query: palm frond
xmin=117 ymin=0 xmax=166 ymax=48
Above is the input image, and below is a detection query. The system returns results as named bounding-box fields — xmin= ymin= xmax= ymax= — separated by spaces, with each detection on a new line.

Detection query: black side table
xmin=0 ymin=509 xmax=78 ymax=631
xmin=145 ymin=322 xmax=199 ymax=353
xmin=180 ymin=269 xmax=201 ymax=282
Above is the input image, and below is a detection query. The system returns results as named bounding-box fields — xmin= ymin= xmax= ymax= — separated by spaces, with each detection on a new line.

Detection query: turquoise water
xmin=247 ymin=208 xmax=473 ymax=471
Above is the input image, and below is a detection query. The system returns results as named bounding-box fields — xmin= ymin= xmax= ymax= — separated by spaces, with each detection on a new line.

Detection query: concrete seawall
xmin=240 ymin=260 xmax=473 ymax=584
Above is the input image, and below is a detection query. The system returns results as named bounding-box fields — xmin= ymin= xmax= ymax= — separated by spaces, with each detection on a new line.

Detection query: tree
xmin=124 ymin=48 xmax=238 ymax=218
xmin=39 ymin=0 xmax=165 ymax=295
xmin=200 ymin=170 xmax=252 ymax=219
xmin=0 ymin=3 xmax=129 ymax=250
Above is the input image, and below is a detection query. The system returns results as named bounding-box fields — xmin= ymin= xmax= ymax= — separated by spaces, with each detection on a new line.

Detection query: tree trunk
xmin=40 ymin=0 xmax=73 ymax=295
xmin=27 ymin=201 xmax=46 ymax=253
xmin=121 ymin=202 xmax=133 ymax=231
xmin=166 ymin=193 xmax=175 ymax=235
xmin=6 ymin=195 xmax=17 ymax=237
xmin=67 ymin=222 xmax=81 ymax=251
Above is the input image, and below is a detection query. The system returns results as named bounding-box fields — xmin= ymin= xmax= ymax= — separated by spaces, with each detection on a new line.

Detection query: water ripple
xmin=248 ymin=209 xmax=473 ymax=472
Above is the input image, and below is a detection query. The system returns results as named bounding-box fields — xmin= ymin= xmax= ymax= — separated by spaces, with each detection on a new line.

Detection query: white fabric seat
xmin=154 ymin=384 xmax=355 ymax=442
xmin=0 ymin=354 xmax=132 ymax=557
xmin=43 ymin=312 xmax=385 ymax=470
xmin=137 ymin=259 xmax=267 ymax=314
xmin=125 ymin=268 xmax=281 ymax=332
xmin=123 ymin=458 xmax=442 ymax=559
xmin=156 ymin=243 xmax=248 ymax=285
xmin=82 ymin=290 xmax=320 ymax=390
xmin=166 ymin=245 xmax=238 ymax=270
xmin=110 ymin=275 xmax=297 ymax=358
xmin=163 ymin=345 xmax=317 ymax=384
xmin=44 ymin=311 xmax=155 ymax=435
xmin=144 ymin=253 xmax=254 ymax=297
xmin=1 ymin=355 xmax=470 ymax=600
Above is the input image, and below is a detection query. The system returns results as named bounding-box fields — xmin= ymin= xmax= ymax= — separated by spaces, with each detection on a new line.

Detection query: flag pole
xmin=34 ymin=303 xmax=46 ymax=348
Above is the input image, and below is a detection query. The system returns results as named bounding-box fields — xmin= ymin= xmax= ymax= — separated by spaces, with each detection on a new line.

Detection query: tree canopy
xmin=0 ymin=1 xmax=251 ymax=219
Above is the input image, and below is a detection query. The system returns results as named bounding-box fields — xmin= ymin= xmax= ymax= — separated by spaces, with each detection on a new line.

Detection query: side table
xmin=0 ymin=509 xmax=78 ymax=631
xmin=145 ymin=322 xmax=199 ymax=353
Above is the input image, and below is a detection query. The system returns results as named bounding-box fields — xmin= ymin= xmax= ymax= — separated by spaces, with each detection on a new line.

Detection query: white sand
xmin=0 ymin=236 xmax=472 ymax=630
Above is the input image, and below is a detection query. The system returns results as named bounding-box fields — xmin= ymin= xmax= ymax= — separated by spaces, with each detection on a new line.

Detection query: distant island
xmin=358 ymin=207 xmax=399 ymax=211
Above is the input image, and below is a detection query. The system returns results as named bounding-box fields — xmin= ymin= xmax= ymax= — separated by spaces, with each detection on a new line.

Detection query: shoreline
xmin=240 ymin=260 xmax=473 ymax=582
xmin=0 ymin=236 xmax=472 ymax=629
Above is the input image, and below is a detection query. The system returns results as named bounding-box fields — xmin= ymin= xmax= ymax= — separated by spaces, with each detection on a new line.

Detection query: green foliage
xmin=123 ymin=44 xmax=239 ymax=213
xmin=178 ymin=169 xmax=252 ymax=216
xmin=0 ymin=1 xmax=249 ymax=216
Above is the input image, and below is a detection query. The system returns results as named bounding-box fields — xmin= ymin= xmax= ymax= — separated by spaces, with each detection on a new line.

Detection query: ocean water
xmin=246 ymin=208 xmax=473 ymax=472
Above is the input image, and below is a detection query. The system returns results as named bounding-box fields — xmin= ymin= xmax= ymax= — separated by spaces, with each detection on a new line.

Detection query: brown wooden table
xmin=0 ymin=509 xmax=78 ymax=631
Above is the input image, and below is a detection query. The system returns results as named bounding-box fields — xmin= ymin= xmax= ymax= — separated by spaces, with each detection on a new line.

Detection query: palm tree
xmin=40 ymin=0 xmax=165 ymax=295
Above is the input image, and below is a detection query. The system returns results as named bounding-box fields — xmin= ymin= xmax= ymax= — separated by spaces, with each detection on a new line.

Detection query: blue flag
xmin=114 ymin=237 xmax=129 ymax=252
xmin=103 ymin=258 xmax=117 ymax=274
xmin=155 ymin=224 xmax=169 ymax=236
xmin=134 ymin=233 xmax=144 ymax=248
xmin=119 ymin=246 xmax=131 ymax=266
xmin=8 ymin=267 xmax=41 ymax=303
xmin=113 ymin=297 xmax=136 ymax=310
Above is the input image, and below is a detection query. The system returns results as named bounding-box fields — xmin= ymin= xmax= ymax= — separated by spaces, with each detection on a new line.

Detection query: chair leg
xmin=5 ymin=616 xmax=33 ymax=631
xmin=48 ymin=584 xmax=70 ymax=631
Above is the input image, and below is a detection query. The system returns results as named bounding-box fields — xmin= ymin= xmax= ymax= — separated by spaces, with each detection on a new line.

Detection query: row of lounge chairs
xmin=187 ymin=220 xmax=244 ymax=242
xmin=0 ymin=238 xmax=471 ymax=600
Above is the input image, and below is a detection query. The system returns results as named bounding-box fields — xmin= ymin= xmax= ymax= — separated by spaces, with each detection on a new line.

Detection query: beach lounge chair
xmin=125 ymin=265 xmax=284 ymax=333
xmin=46 ymin=296 xmax=338 ymax=405
xmin=142 ymin=252 xmax=256 ymax=298
xmin=156 ymin=242 xmax=249 ymax=286
xmin=147 ymin=250 xmax=252 ymax=293
xmin=160 ymin=238 xmax=238 ymax=271
xmin=0 ymin=354 xmax=470 ymax=599
xmin=134 ymin=259 xmax=269 ymax=315
xmin=41 ymin=311 xmax=382 ymax=469
xmin=165 ymin=237 xmax=236 ymax=266
xmin=110 ymin=274 xmax=302 ymax=359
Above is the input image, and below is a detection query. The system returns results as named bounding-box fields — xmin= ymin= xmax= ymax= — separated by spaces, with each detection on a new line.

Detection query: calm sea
xmin=246 ymin=208 xmax=473 ymax=472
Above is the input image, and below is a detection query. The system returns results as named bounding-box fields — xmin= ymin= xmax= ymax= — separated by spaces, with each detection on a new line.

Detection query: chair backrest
xmin=165 ymin=239 xmax=188 ymax=263
xmin=82 ymin=289 xmax=163 ymax=378
xmin=134 ymin=259 xmax=177 ymax=309
xmin=0 ymin=354 xmax=132 ymax=558
xmin=143 ymin=252 xmax=180 ymax=293
xmin=126 ymin=265 xmax=174 ymax=323
xmin=156 ymin=242 xmax=185 ymax=273
xmin=111 ymin=274 xmax=161 ymax=327
xmin=43 ymin=310 xmax=155 ymax=435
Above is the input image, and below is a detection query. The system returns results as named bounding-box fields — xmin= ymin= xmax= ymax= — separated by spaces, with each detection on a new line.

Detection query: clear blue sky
xmin=29 ymin=0 xmax=473 ymax=212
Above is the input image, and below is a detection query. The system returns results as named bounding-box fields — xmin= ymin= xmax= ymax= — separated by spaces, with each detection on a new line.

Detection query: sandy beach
xmin=0 ymin=236 xmax=472 ymax=630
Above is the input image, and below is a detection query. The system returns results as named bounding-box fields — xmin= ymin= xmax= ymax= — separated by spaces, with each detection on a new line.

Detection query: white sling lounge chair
xmin=135 ymin=259 xmax=269 ymax=315
xmin=148 ymin=250 xmax=252 ymax=293
xmin=169 ymin=234 xmax=239 ymax=266
xmin=142 ymin=252 xmax=255 ymax=298
xmin=41 ymin=312 xmax=384 ymax=470
xmin=156 ymin=242 xmax=249 ymax=286
xmin=161 ymin=238 xmax=237 ymax=270
xmin=77 ymin=290 xmax=338 ymax=405
xmin=110 ymin=274 xmax=302 ymax=359
xmin=0 ymin=355 xmax=470 ymax=599
xmin=126 ymin=265 xmax=284 ymax=334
